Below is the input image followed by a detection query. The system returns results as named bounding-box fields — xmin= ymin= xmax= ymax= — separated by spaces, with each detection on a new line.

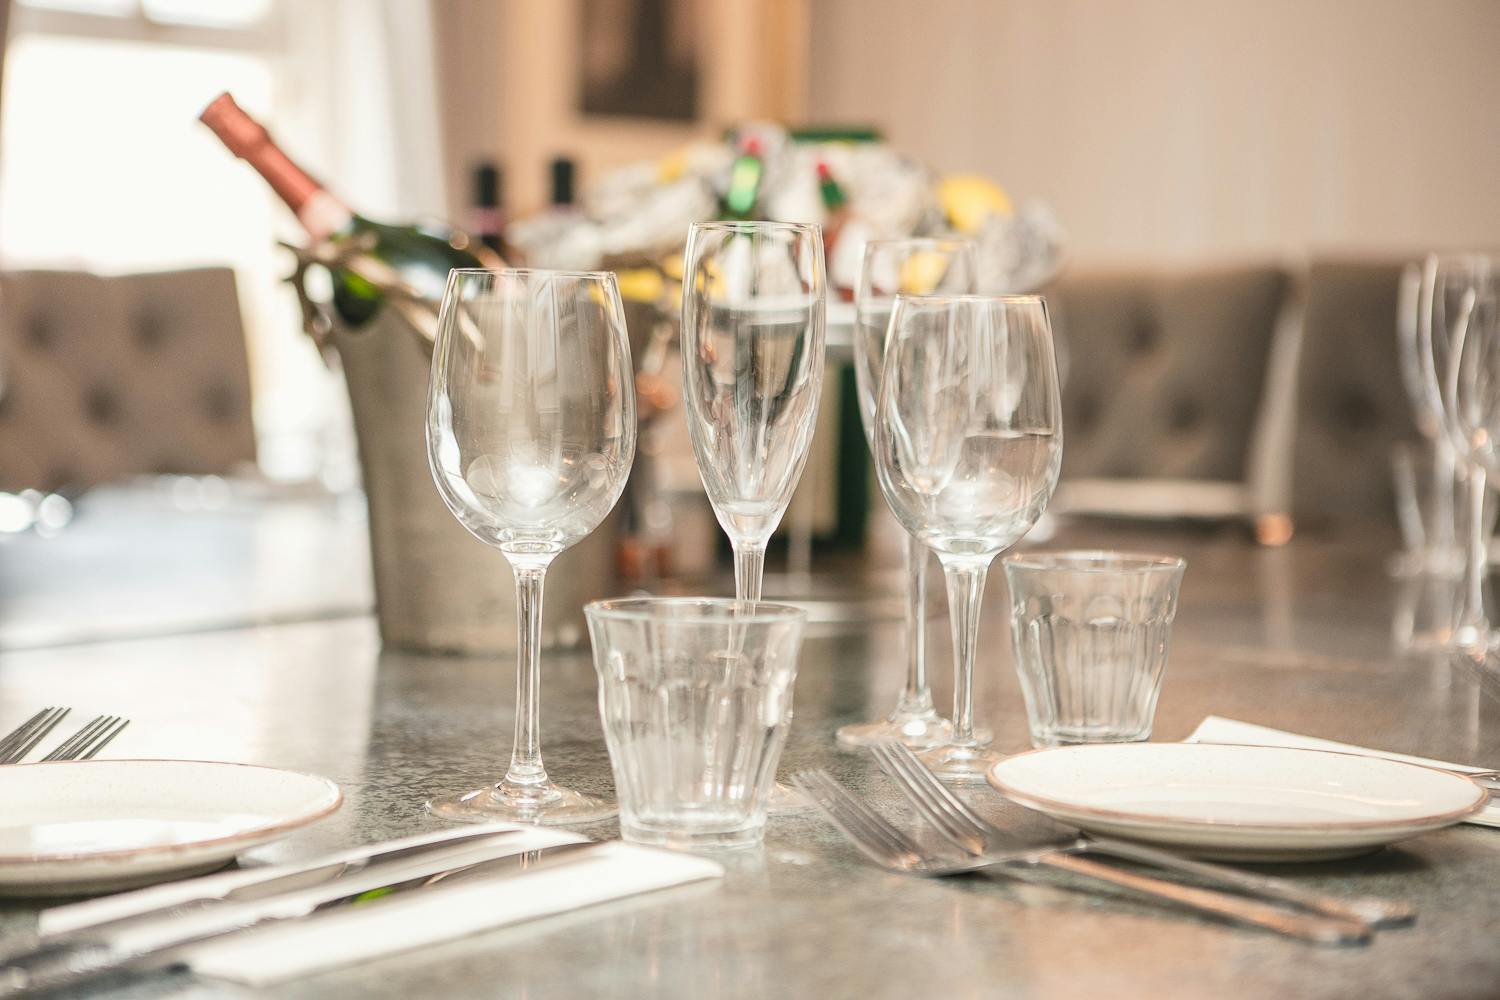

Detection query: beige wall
xmin=808 ymin=0 xmax=1500 ymax=263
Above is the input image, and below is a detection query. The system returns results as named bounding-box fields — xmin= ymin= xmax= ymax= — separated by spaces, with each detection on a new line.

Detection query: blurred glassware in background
xmin=836 ymin=238 xmax=976 ymax=750
xmin=1421 ymin=253 xmax=1500 ymax=652
xmin=1443 ymin=253 xmax=1500 ymax=654
xmin=1395 ymin=262 xmax=1462 ymax=577
xmin=1390 ymin=443 xmax=1464 ymax=580
xmin=587 ymin=597 xmax=807 ymax=849
xmin=425 ymin=268 xmax=637 ymax=825
xmin=1004 ymin=551 xmax=1186 ymax=747
xmin=872 ymin=293 xmax=1063 ymax=782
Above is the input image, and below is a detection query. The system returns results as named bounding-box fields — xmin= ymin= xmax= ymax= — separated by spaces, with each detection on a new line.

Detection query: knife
xmin=0 ymin=827 xmax=528 ymax=965
xmin=0 ymin=840 xmax=603 ymax=997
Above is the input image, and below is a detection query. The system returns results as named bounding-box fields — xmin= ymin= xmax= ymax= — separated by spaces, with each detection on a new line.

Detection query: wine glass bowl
xmin=873 ymin=293 xmax=1063 ymax=782
xmin=426 ymin=268 xmax=636 ymax=824
xmin=837 ymin=238 xmax=976 ymax=750
xmin=680 ymin=221 xmax=826 ymax=601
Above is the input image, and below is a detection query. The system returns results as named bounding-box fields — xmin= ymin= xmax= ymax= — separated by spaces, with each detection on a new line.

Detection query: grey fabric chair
xmin=1289 ymin=258 xmax=1417 ymax=525
xmin=0 ymin=267 xmax=257 ymax=492
xmin=1042 ymin=263 xmax=1290 ymax=519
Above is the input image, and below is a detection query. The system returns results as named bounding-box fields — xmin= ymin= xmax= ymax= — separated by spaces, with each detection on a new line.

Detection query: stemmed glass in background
xmin=836 ymin=238 xmax=976 ymax=749
xmin=1439 ymin=254 xmax=1500 ymax=653
xmin=872 ymin=294 xmax=1063 ymax=782
xmin=1394 ymin=261 xmax=1459 ymax=577
xmin=680 ymin=221 xmax=827 ymax=601
xmin=1419 ymin=254 xmax=1500 ymax=652
xmin=426 ymin=268 xmax=637 ymax=824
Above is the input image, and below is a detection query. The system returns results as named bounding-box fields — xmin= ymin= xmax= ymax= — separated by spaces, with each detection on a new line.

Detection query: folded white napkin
xmin=1186 ymin=716 xmax=1499 ymax=828
xmin=38 ymin=824 xmax=723 ymax=987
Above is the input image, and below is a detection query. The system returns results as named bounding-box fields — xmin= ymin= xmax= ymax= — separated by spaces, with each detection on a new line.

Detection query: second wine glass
xmin=837 ymin=238 xmax=976 ymax=749
xmin=873 ymin=293 xmax=1063 ymax=782
xmin=681 ymin=221 xmax=827 ymax=601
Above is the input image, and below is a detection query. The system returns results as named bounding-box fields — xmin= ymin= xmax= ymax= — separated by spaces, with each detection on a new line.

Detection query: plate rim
xmin=985 ymin=741 xmax=1489 ymax=833
xmin=0 ymin=758 xmax=343 ymax=865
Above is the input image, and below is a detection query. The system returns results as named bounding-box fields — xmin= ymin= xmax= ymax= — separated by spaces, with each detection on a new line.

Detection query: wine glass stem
xmin=504 ymin=564 xmax=550 ymax=791
xmin=898 ymin=534 xmax=935 ymax=715
xmin=942 ymin=559 xmax=988 ymax=747
xmin=1461 ymin=468 xmax=1489 ymax=642
xmin=734 ymin=542 xmax=766 ymax=603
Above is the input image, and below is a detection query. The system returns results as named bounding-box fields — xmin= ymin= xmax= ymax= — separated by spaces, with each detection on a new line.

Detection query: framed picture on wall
xmin=580 ymin=0 xmax=699 ymax=121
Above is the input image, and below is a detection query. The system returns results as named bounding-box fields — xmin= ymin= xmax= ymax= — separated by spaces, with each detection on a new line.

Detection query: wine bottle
xmin=199 ymin=92 xmax=485 ymax=328
xmin=720 ymin=136 xmax=764 ymax=219
xmin=469 ymin=160 xmax=506 ymax=257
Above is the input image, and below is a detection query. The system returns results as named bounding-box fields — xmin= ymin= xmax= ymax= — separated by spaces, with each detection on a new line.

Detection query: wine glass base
xmin=428 ymin=783 xmax=617 ymax=826
xmin=917 ymin=743 xmax=1003 ymax=785
xmin=836 ymin=713 xmax=954 ymax=750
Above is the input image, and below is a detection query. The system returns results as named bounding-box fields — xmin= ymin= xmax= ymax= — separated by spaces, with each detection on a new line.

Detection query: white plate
xmin=986 ymin=743 xmax=1488 ymax=862
xmin=0 ymin=759 xmax=342 ymax=896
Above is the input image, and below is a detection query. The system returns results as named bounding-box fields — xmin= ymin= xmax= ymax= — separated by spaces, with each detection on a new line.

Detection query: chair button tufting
xmin=1169 ymin=398 xmax=1201 ymax=432
xmin=27 ymin=316 xmax=54 ymax=350
xmin=84 ymin=386 xmax=121 ymax=426
xmin=1129 ymin=321 xmax=1157 ymax=355
xmin=135 ymin=312 xmax=167 ymax=350
xmin=203 ymin=381 xmax=239 ymax=423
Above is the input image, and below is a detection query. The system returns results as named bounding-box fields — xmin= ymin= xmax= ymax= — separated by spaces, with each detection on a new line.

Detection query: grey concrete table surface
xmin=2 ymin=517 xmax=1500 ymax=999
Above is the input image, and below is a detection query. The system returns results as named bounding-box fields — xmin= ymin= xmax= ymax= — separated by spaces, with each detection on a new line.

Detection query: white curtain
xmin=285 ymin=0 xmax=448 ymax=224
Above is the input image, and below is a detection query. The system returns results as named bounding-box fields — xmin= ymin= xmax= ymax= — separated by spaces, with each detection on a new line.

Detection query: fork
xmin=791 ymin=768 xmax=1370 ymax=945
xmin=41 ymin=715 xmax=130 ymax=761
xmin=0 ymin=707 xmax=71 ymax=764
xmin=871 ymin=740 xmax=1414 ymax=930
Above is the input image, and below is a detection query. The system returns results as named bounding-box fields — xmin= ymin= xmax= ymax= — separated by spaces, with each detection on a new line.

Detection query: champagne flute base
xmin=836 ymin=712 xmax=954 ymax=750
xmin=918 ymin=742 xmax=1002 ymax=785
xmin=428 ymin=781 xmax=617 ymax=826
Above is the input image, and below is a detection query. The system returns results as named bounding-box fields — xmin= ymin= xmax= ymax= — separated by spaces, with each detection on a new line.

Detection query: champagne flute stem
xmin=734 ymin=542 xmax=767 ymax=603
xmin=503 ymin=563 xmax=550 ymax=794
xmin=898 ymin=534 xmax=935 ymax=715
xmin=1461 ymin=469 xmax=1489 ymax=645
xmin=942 ymin=559 xmax=989 ymax=746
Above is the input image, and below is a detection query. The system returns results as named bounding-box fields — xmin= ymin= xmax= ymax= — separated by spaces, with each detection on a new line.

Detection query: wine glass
xmin=873 ymin=293 xmax=1063 ymax=782
xmin=1438 ymin=254 xmax=1500 ymax=653
xmin=680 ymin=221 xmax=826 ymax=600
xmin=426 ymin=268 xmax=636 ymax=824
xmin=837 ymin=238 xmax=976 ymax=749
xmin=1420 ymin=254 xmax=1500 ymax=652
xmin=1395 ymin=261 xmax=1459 ymax=576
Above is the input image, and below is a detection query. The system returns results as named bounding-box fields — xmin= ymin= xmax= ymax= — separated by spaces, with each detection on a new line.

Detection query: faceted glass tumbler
xmin=585 ymin=598 xmax=807 ymax=849
xmin=1003 ymin=551 xmax=1186 ymax=747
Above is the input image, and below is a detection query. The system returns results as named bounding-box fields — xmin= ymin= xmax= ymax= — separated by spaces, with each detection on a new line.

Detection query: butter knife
xmin=0 ymin=827 xmax=527 ymax=966
xmin=0 ymin=841 xmax=603 ymax=997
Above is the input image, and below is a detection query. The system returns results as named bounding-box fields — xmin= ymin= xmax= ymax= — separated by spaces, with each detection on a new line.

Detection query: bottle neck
xmin=200 ymin=93 xmax=353 ymax=242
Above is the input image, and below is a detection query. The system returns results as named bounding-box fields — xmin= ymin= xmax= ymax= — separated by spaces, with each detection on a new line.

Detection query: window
xmin=1 ymin=0 xmax=345 ymax=481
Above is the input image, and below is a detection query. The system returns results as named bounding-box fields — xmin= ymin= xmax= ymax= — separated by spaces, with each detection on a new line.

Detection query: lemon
xmin=938 ymin=175 xmax=1014 ymax=233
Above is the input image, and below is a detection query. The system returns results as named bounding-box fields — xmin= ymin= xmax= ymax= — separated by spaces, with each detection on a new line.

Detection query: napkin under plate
xmin=1186 ymin=716 xmax=1500 ymax=828
xmin=36 ymin=824 xmax=723 ymax=987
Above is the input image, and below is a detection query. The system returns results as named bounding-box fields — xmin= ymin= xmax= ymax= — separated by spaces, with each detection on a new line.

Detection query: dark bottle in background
xmin=469 ymin=160 xmax=507 ymax=257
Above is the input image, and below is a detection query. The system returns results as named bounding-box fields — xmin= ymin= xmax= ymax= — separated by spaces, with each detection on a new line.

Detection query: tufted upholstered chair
xmin=1041 ymin=263 xmax=1290 ymax=519
xmin=1289 ymin=259 xmax=1417 ymax=525
xmin=0 ymin=267 xmax=257 ymax=493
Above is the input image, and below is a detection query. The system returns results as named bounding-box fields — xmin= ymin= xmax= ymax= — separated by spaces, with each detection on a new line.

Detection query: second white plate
xmin=0 ymin=759 xmax=342 ymax=895
xmin=986 ymin=742 xmax=1487 ymax=862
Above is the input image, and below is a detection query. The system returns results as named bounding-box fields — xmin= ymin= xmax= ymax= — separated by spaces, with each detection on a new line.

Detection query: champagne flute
xmin=1438 ymin=254 xmax=1500 ymax=653
xmin=1420 ymin=254 xmax=1500 ymax=652
xmin=837 ymin=238 xmax=976 ymax=749
xmin=681 ymin=221 xmax=827 ymax=599
xmin=426 ymin=268 xmax=636 ymax=824
xmin=873 ymin=294 xmax=1062 ymax=782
